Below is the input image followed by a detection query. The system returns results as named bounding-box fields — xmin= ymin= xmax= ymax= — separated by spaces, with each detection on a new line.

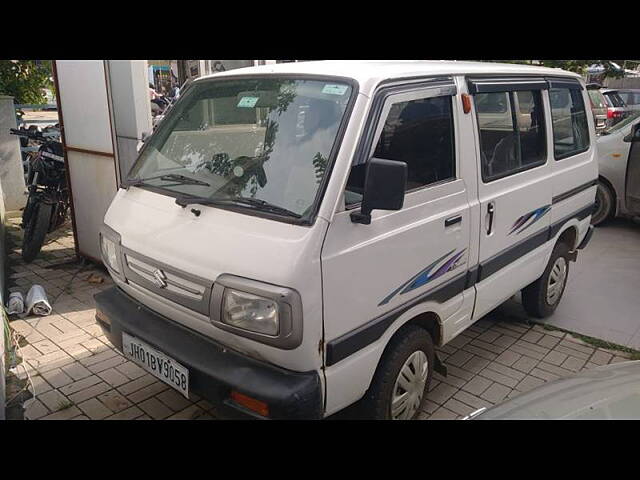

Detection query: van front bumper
xmin=94 ymin=286 xmax=323 ymax=420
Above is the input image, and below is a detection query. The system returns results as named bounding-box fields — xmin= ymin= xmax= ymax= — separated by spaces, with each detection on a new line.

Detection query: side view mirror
xmin=350 ymin=158 xmax=407 ymax=225
xmin=623 ymin=124 xmax=640 ymax=143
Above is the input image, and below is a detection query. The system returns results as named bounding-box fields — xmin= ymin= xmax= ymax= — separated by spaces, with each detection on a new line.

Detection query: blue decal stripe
xmin=379 ymin=249 xmax=464 ymax=307
xmin=509 ymin=205 xmax=551 ymax=235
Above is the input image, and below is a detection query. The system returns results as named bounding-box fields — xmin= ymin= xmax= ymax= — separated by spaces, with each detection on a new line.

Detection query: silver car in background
xmin=602 ymin=89 xmax=634 ymax=126
xmin=592 ymin=111 xmax=640 ymax=225
xmin=586 ymin=84 xmax=609 ymax=133
xmin=610 ymin=88 xmax=640 ymax=112
xmin=466 ymin=361 xmax=640 ymax=420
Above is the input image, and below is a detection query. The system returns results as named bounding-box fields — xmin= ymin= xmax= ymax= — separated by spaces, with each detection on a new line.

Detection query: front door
xmin=320 ymin=81 xmax=472 ymax=414
xmin=470 ymin=80 xmax=553 ymax=319
xmin=625 ymin=123 xmax=640 ymax=215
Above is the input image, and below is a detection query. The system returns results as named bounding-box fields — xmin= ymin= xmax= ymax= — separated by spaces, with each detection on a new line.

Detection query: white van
xmin=95 ymin=61 xmax=598 ymax=420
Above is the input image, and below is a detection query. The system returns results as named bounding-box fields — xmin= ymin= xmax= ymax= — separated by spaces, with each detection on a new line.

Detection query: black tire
xmin=359 ymin=325 xmax=434 ymax=420
xmin=591 ymin=181 xmax=614 ymax=226
xmin=22 ymin=202 xmax=53 ymax=263
xmin=522 ymin=241 xmax=571 ymax=318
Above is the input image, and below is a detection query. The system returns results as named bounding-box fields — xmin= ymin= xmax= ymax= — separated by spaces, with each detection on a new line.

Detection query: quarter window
xmin=476 ymin=90 xmax=546 ymax=182
xmin=345 ymin=94 xmax=455 ymax=205
xmin=549 ymin=87 xmax=590 ymax=160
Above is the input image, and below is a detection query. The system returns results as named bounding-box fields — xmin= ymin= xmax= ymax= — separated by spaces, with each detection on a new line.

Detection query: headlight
xmin=222 ymin=289 xmax=279 ymax=336
xmin=100 ymin=227 xmax=121 ymax=274
xmin=211 ymin=274 xmax=303 ymax=349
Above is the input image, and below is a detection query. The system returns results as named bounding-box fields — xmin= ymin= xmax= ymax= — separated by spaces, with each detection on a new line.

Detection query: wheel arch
xmin=598 ymin=174 xmax=619 ymax=216
xmin=557 ymin=224 xmax=579 ymax=251
xmin=368 ymin=310 xmax=443 ymax=387
xmin=404 ymin=311 xmax=442 ymax=346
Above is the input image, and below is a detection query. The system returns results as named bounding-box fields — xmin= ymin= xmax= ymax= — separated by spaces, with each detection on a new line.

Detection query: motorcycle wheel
xmin=22 ymin=202 xmax=53 ymax=263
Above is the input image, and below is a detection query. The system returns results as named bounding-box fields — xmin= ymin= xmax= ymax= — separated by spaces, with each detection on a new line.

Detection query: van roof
xmin=195 ymin=60 xmax=583 ymax=95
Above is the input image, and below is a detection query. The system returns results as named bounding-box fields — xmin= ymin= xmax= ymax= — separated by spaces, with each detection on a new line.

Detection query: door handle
xmin=486 ymin=202 xmax=495 ymax=235
xmin=445 ymin=215 xmax=462 ymax=227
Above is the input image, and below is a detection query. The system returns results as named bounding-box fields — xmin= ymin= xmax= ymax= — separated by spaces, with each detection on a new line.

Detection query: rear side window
xmin=620 ymin=92 xmax=640 ymax=106
xmin=549 ymin=88 xmax=590 ymax=160
xmin=618 ymin=92 xmax=634 ymax=105
xmin=476 ymin=90 xmax=546 ymax=182
xmin=605 ymin=92 xmax=625 ymax=107
xmin=476 ymin=93 xmax=508 ymax=113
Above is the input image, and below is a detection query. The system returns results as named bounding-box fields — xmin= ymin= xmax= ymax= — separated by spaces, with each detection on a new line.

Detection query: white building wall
xmin=0 ymin=166 xmax=6 ymax=420
xmin=0 ymin=96 xmax=27 ymax=212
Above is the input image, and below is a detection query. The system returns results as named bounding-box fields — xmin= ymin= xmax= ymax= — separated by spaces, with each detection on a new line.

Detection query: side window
xmin=618 ymin=92 xmax=632 ymax=105
xmin=476 ymin=90 xmax=546 ymax=182
xmin=345 ymin=94 xmax=455 ymax=205
xmin=476 ymin=93 xmax=508 ymax=113
xmin=517 ymin=91 xmax=534 ymax=114
xmin=549 ymin=87 xmax=590 ymax=160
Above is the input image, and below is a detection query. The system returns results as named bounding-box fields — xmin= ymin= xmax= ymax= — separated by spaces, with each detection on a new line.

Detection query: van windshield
xmin=128 ymin=77 xmax=353 ymax=221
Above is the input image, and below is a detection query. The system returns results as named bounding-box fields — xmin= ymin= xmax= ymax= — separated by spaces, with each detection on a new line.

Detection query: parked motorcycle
xmin=9 ymin=128 xmax=69 ymax=263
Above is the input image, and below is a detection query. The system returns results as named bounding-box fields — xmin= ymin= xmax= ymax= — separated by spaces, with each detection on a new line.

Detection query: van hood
xmin=103 ymin=187 xmax=328 ymax=371
xmin=105 ymin=187 xmax=325 ymax=288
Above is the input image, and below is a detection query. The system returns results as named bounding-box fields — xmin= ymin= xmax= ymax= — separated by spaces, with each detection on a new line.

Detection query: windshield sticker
xmin=322 ymin=84 xmax=348 ymax=96
xmin=237 ymin=96 xmax=259 ymax=108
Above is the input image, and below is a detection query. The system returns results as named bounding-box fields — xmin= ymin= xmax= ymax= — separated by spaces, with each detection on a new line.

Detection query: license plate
xmin=122 ymin=332 xmax=189 ymax=398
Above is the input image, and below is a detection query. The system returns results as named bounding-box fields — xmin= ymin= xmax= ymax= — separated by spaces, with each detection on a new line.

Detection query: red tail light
xmin=607 ymin=108 xmax=622 ymax=119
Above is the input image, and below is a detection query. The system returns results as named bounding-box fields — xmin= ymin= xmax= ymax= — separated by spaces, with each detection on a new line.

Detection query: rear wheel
xmin=522 ymin=241 xmax=570 ymax=318
xmin=591 ymin=181 xmax=614 ymax=226
xmin=359 ymin=325 xmax=434 ymax=420
xmin=22 ymin=202 xmax=52 ymax=263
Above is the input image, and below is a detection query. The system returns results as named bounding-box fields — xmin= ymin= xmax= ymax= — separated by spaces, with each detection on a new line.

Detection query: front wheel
xmin=591 ymin=182 xmax=614 ymax=226
xmin=359 ymin=325 xmax=434 ymax=420
xmin=521 ymin=241 xmax=570 ymax=318
xmin=22 ymin=202 xmax=53 ymax=263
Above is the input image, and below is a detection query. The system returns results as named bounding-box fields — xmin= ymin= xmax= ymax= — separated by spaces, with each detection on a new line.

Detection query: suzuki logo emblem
xmin=152 ymin=269 xmax=168 ymax=289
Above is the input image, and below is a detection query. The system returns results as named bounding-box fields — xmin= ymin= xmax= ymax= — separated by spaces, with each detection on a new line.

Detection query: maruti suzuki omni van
xmin=95 ymin=61 xmax=597 ymax=420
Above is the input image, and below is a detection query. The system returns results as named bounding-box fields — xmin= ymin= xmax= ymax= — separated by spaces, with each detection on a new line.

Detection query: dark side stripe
xmin=325 ymin=203 xmax=594 ymax=367
xmin=326 ymin=273 xmax=467 ymax=367
xmin=552 ymin=180 xmax=598 ymax=205
xmin=477 ymin=203 xmax=594 ymax=283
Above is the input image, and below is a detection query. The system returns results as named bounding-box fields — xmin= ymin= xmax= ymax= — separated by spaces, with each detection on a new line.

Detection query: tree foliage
xmin=485 ymin=60 xmax=626 ymax=78
xmin=0 ymin=60 xmax=53 ymax=104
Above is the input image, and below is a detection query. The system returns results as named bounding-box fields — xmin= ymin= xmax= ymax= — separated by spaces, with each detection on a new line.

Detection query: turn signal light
xmin=462 ymin=93 xmax=472 ymax=114
xmin=230 ymin=390 xmax=270 ymax=417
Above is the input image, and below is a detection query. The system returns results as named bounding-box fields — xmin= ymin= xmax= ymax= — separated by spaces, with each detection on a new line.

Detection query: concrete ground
xmin=4 ymin=218 xmax=638 ymax=420
xmin=501 ymin=218 xmax=640 ymax=350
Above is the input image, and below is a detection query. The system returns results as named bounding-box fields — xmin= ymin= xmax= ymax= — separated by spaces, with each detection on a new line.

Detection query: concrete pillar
xmin=0 ymin=96 xmax=27 ymax=212
xmin=106 ymin=60 xmax=153 ymax=180
xmin=0 ymin=169 xmax=5 ymax=420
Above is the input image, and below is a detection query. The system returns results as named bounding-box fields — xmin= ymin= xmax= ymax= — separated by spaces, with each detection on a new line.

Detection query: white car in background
xmin=592 ymin=111 xmax=640 ymax=225
xmin=466 ymin=361 xmax=640 ymax=420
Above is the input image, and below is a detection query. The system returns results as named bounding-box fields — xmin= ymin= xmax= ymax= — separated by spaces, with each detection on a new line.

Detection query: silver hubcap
xmin=547 ymin=257 xmax=567 ymax=305
xmin=391 ymin=351 xmax=429 ymax=420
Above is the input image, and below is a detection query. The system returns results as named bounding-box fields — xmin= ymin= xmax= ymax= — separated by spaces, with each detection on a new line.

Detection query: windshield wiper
xmin=233 ymin=197 xmax=303 ymax=218
xmin=128 ymin=173 xmax=211 ymax=187
xmin=175 ymin=195 xmax=302 ymax=219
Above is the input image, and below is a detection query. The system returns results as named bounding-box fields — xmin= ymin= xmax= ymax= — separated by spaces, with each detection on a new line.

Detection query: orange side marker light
xmin=231 ymin=390 xmax=270 ymax=417
xmin=462 ymin=93 xmax=472 ymax=114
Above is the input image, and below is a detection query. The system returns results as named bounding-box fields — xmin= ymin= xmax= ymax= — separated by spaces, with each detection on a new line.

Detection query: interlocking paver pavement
xmin=4 ymin=218 xmax=637 ymax=420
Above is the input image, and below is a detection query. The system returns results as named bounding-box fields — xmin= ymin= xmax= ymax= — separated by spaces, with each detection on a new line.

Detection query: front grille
xmin=121 ymin=247 xmax=213 ymax=315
